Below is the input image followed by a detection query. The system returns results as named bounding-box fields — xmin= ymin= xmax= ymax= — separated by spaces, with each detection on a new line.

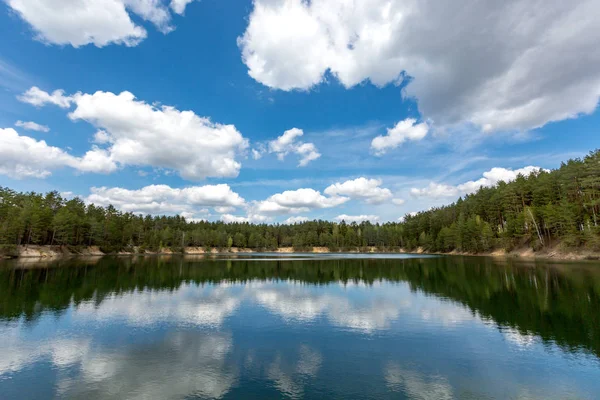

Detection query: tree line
xmin=1 ymin=150 xmax=599 ymax=256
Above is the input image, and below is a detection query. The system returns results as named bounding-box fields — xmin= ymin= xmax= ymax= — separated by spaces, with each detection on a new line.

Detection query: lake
xmin=1 ymin=254 xmax=599 ymax=399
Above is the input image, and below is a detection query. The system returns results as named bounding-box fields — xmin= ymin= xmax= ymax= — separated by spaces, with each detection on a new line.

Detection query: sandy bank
xmin=3 ymin=245 xmax=598 ymax=262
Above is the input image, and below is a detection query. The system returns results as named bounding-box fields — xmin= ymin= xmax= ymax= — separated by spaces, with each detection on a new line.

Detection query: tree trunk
xmin=527 ymin=208 xmax=544 ymax=247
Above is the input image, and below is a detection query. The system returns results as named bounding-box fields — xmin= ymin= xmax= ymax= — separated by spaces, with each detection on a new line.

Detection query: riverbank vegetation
xmin=1 ymin=150 xmax=599 ymax=257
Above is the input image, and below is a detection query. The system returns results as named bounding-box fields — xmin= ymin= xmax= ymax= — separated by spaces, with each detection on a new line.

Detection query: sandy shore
xmin=2 ymin=245 xmax=598 ymax=261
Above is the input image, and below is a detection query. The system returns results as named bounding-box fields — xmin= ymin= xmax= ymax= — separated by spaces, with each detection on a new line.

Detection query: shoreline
xmin=2 ymin=245 xmax=599 ymax=262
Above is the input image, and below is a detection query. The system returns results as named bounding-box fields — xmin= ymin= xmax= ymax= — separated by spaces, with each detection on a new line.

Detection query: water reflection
xmin=250 ymin=282 xmax=404 ymax=332
xmin=2 ymin=256 xmax=598 ymax=357
xmin=0 ymin=255 xmax=599 ymax=399
xmin=74 ymin=284 xmax=241 ymax=327
xmin=267 ymin=345 xmax=323 ymax=399
xmin=384 ymin=363 xmax=454 ymax=400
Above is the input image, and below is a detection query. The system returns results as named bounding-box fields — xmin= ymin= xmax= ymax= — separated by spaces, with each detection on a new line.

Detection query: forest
xmin=0 ymin=150 xmax=599 ymax=256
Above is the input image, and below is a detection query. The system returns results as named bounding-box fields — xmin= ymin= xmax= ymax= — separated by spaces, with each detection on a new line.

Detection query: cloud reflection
xmin=249 ymin=282 xmax=478 ymax=333
xmin=385 ymin=362 xmax=454 ymax=400
xmin=74 ymin=283 xmax=241 ymax=327
xmin=267 ymin=345 xmax=322 ymax=399
xmin=58 ymin=332 xmax=236 ymax=399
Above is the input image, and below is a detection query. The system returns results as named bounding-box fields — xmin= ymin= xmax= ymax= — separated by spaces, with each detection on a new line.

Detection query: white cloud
xmin=269 ymin=128 xmax=301 ymax=154
xmin=371 ymin=119 xmax=429 ymax=155
xmin=283 ymin=216 xmax=309 ymax=224
xmin=86 ymin=184 xmax=245 ymax=219
xmin=392 ymin=198 xmax=405 ymax=206
xmin=92 ymin=130 xmax=113 ymax=144
xmin=398 ymin=212 xmax=418 ymax=222
xmin=334 ymin=214 xmax=379 ymax=223
xmin=295 ymin=142 xmax=320 ymax=167
xmin=251 ymin=148 xmax=263 ymax=160
xmin=220 ymin=213 xmax=271 ymax=224
xmin=0 ymin=128 xmax=90 ymax=178
xmin=18 ymin=86 xmax=72 ymax=108
xmin=6 ymin=0 xmax=179 ymax=47
xmin=76 ymin=147 xmax=118 ymax=174
xmin=239 ymin=0 xmax=600 ymax=132
xmin=69 ymin=90 xmax=248 ymax=180
xmin=179 ymin=211 xmax=207 ymax=223
xmin=20 ymin=87 xmax=249 ymax=180
xmin=254 ymin=188 xmax=348 ymax=215
xmin=410 ymin=183 xmax=459 ymax=199
xmin=411 ymin=166 xmax=547 ymax=198
xmin=214 ymin=206 xmax=235 ymax=214
xmin=170 ymin=0 xmax=196 ymax=15
xmin=15 ymin=120 xmax=49 ymax=132
xmin=266 ymin=128 xmax=321 ymax=167
xmin=324 ymin=177 xmax=392 ymax=204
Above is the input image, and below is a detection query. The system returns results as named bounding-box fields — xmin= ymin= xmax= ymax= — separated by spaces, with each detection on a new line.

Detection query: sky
xmin=0 ymin=0 xmax=599 ymax=224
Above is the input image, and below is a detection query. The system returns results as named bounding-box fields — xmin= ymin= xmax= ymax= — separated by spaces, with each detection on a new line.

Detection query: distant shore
xmin=2 ymin=245 xmax=599 ymax=262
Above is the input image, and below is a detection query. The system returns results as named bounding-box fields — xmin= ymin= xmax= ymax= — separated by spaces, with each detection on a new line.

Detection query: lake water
xmin=1 ymin=254 xmax=599 ymax=399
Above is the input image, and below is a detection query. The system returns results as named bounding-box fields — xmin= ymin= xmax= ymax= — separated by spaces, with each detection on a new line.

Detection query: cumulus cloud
xmin=86 ymin=184 xmax=245 ymax=219
xmin=15 ymin=120 xmax=49 ymax=132
xmin=92 ymin=130 xmax=113 ymax=144
xmin=6 ymin=0 xmax=185 ymax=47
xmin=392 ymin=198 xmax=405 ymax=206
xmin=371 ymin=119 xmax=429 ymax=155
xmin=253 ymin=188 xmax=348 ymax=215
xmin=18 ymin=86 xmax=72 ymax=108
xmin=239 ymin=0 xmax=600 ymax=132
xmin=0 ymin=128 xmax=115 ymax=178
xmin=170 ymin=0 xmax=196 ymax=15
xmin=0 ymin=128 xmax=75 ymax=178
xmin=334 ymin=214 xmax=379 ymax=223
xmin=76 ymin=147 xmax=118 ymax=174
xmin=251 ymin=148 xmax=263 ymax=160
xmin=220 ymin=213 xmax=271 ymax=224
xmin=214 ymin=206 xmax=236 ymax=214
xmin=411 ymin=166 xmax=546 ymax=198
xmin=19 ymin=87 xmax=249 ymax=180
xmin=263 ymin=128 xmax=321 ymax=167
xmin=325 ymin=177 xmax=392 ymax=204
xmin=283 ymin=216 xmax=309 ymax=224
xmin=180 ymin=211 xmax=207 ymax=223
xmin=410 ymin=183 xmax=458 ymax=199
xmin=69 ymin=90 xmax=248 ymax=180
xmin=398 ymin=212 xmax=419 ymax=222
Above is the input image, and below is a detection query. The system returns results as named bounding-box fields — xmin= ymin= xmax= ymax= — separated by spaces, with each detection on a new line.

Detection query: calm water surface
xmin=1 ymin=254 xmax=599 ymax=399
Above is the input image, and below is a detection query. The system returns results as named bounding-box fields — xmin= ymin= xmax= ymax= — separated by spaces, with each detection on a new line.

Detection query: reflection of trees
xmin=1 ymin=256 xmax=599 ymax=357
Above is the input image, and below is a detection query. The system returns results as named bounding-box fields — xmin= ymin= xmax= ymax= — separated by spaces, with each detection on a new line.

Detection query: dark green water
xmin=1 ymin=254 xmax=599 ymax=399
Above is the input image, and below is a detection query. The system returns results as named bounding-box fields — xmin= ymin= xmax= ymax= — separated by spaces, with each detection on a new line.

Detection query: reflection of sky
xmin=1 ymin=280 xmax=599 ymax=399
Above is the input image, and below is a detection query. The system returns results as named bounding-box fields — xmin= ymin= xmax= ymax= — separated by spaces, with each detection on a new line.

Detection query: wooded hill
xmin=1 ymin=150 xmax=599 ymax=256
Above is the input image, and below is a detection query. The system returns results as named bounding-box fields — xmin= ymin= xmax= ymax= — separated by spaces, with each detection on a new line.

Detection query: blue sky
xmin=0 ymin=0 xmax=599 ymax=223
